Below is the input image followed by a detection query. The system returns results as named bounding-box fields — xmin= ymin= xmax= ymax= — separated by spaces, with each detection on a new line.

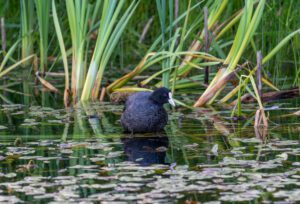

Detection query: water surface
xmin=0 ymin=98 xmax=300 ymax=203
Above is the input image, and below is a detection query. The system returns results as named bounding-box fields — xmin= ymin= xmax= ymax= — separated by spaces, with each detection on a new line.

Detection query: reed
xmin=220 ymin=28 xmax=300 ymax=104
xmin=106 ymin=0 xmax=207 ymax=92
xmin=194 ymin=0 xmax=266 ymax=107
xmin=51 ymin=0 xmax=139 ymax=103
xmin=0 ymin=39 xmax=35 ymax=78
xmin=52 ymin=0 xmax=70 ymax=106
xmin=35 ymin=0 xmax=50 ymax=72
xmin=81 ymin=0 xmax=139 ymax=101
xmin=0 ymin=0 xmax=299 ymax=107
xmin=20 ymin=0 xmax=34 ymax=66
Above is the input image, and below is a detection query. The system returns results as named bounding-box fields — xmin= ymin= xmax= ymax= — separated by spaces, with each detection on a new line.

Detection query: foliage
xmin=0 ymin=0 xmax=299 ymax=108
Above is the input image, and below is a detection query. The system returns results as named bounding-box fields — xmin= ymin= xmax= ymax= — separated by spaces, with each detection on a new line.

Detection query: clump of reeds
xmin=0 ymin=0 xmax=299 ymax=111
xmin=107 ymin=0 xmax=299 ymax=113
xmin=52 ymin=0 xmax=139 ymax=105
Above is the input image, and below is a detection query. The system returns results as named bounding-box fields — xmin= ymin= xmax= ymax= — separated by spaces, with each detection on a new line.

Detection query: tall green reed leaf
xmin=35 ymin=0 xmax=50 ymax=72
xmin=20 ymin=0 xmax=34 ymax=66
xmin=52 ymin=0 xmax=70 ymax=106
xmin=65 ymin=0 xmax=91 ymax=102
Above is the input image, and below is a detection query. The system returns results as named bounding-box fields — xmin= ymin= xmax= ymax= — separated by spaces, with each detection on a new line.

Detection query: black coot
xmin=121 ymin=87 xmax=175 ymax=133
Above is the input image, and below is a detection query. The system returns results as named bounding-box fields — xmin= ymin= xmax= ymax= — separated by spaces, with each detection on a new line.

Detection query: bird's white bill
xmin=168 ymin=92 xmax=176 ymax=106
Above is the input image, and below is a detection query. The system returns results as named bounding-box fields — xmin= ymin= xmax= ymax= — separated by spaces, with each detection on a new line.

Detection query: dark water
xmin=0 ymin=97 xmax=300 ymax=203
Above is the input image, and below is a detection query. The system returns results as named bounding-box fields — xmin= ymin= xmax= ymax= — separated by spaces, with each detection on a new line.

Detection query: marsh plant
xmin=0 ymin=0 xmax=299 ymax=109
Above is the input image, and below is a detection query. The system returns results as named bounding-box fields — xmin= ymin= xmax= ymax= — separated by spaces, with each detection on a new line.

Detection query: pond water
xmin=0 ymin=97 xmax=300 ymax=203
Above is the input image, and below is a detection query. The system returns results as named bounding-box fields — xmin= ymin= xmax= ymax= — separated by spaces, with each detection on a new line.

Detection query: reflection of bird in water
xmin=121 ymin=135 xmax=169 ymax=166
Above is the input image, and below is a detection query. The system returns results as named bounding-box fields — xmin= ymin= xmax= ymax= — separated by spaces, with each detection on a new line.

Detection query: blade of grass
xmin=52 ymin=0 xmax=70 ymax=106
xmin=35 ymin=0 xmax=50 ymax=72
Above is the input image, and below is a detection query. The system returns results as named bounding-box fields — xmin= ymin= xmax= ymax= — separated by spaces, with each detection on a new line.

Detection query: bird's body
xmin=121 ymin=88 xmax=175 ymax=133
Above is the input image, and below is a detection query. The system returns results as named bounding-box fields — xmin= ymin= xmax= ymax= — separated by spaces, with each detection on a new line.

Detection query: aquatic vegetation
xmin=0 ymin=101 xmax=299 ymax=202
xmin=0 ymin=0 xmax=298 ymax=109
xmin=52 ymin=0 xmax=139 ymax=104
xmin=0 ymin=1 xmax=299 ymax=202
xmin=34 ymin=0 xmax=50 ymax=73
xmin=20 ymin=0 xmax=34 ymax=67
xmin=100 ymin=1 xmax=299 ymax=126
